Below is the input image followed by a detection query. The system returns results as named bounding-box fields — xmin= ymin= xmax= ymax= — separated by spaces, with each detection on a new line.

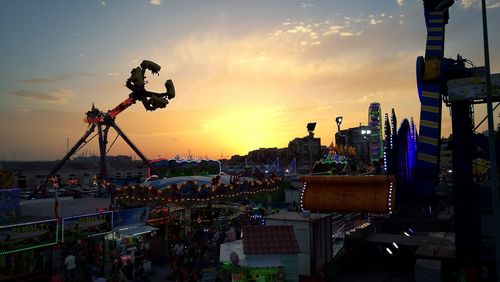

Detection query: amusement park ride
xmin=300 ymin=0 xmax=500 ymax=276
xmin=37 ymin=60 xmax=175 ymax=193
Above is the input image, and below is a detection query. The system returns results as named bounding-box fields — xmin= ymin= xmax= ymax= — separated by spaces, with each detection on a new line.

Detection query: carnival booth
xmin=219 ymin=225 xmax=299 ymax=282
xmin=0 ymin=217 xmax=58 ymax=281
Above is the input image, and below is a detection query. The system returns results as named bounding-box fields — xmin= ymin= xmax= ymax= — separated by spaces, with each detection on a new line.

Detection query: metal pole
xmin=481 ymin=0 xmax=500 ymax=280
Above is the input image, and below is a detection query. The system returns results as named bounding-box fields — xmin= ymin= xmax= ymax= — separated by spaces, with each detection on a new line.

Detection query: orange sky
xmin=0 ymin=1 xmax=499 ymax=160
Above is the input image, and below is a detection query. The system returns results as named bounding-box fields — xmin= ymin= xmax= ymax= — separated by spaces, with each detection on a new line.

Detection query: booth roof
xmin=116 ymin=225 xmax=158 ymax=237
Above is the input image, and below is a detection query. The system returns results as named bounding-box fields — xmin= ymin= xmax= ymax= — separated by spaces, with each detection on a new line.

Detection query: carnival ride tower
xmin=38 ymin=60 xmax=175 ymax=200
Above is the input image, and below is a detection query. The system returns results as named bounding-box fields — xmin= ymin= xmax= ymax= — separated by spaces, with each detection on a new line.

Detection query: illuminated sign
xmin=62 ymin=211 xmax=113 ymax=242
xmin=0 ymin=219 xmax=58 ymax=255
xmin=448 ymin=73 xmax=500 ymax=102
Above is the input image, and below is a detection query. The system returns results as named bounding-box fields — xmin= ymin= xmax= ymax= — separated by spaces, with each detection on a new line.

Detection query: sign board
xmin=62 ymin=211 xmax=113 ymax=242
xmin=113 ymin=207 xmax=150 ymax=228
xmin=448 ymin=73 xmax=500 ymax=102
xmin=0 ymin=189 xmax=20 ymax=222
xmin=0 ymin=219 xmax=58 ymax=255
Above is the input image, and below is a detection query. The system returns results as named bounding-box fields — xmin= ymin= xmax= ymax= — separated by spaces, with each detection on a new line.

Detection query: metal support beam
xmin=481 ymin=0 xmax=500 ymax=279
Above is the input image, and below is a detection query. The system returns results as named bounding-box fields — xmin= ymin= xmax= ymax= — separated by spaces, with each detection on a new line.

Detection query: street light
xmin=335 ymin=116 xmax=343 ymax=132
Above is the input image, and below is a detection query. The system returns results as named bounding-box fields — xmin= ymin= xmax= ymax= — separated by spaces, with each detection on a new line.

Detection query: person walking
xmin=64 ymin=252 xmax=77 ymax=281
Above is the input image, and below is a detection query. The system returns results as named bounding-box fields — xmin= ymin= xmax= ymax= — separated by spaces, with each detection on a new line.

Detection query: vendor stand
xmin=0 ymin=218 xmax=58 ymax=281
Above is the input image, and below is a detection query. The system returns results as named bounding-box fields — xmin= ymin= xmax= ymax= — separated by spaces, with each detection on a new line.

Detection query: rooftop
xmin=243 ymin=225 xmax=299 ymax=255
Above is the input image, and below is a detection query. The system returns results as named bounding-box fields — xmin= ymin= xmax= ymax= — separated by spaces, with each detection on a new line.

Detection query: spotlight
xmin=386 ymin=248 xmax=393 ymax=255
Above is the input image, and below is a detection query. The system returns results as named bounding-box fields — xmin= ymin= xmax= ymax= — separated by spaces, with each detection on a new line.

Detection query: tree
xmin=0 ymin=169 xmax=13 ymax=188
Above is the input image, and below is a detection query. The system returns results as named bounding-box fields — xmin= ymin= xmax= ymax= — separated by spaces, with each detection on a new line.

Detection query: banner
xmin=62 ymin=211 xmax=113 ymax=242
xmin=0 ymin=219 xmax=58 ymax=255
xmin=0 ymin=189 xmax=20 ymax=222
xmin=113 ymin=207 xmax=150 ymax=228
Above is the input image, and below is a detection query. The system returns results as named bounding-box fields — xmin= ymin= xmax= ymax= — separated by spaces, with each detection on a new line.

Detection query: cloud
xmin=397 ymin=0 xmax=405 ymax=6
xmin=149 ymin=0 xmax=161 ymax=5
xmin=12 ymin=89 xmax=73 ymax=104
xmin=487 ymin=1 xmax=500 ymax=8
xmin=299 ymin=3 xmax=314 ymax=8
xmin=20 ymin=72 xmax=94 ymax=84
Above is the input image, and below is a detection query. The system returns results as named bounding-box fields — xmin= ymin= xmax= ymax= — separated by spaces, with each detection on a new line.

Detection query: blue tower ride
xmin=415 ymin=0 xmax=453 ymax=199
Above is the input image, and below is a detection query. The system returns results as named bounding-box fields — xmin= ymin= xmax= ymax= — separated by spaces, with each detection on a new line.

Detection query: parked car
xmin=58 ymin=188 xmax=83 ymax=198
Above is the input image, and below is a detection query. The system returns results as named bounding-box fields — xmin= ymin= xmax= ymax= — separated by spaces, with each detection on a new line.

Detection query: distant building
xmin=287 ymin=132 xmax=322 ymax=166
xmin=335 ymin=125 xmax=376 ymax=164
xmin=0 ymin=155 xmax=148 ymax=188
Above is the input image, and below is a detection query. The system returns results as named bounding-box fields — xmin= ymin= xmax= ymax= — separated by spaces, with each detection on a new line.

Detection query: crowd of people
xmin=168 ymin=226 xmax=229 ymax=281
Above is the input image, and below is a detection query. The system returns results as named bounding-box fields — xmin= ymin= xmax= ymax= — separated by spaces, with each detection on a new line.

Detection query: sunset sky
xmin=1 ymin=0 xmax=499 ymax=161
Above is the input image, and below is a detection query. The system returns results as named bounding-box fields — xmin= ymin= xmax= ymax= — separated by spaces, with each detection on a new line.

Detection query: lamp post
xmin=361 ymin=129 xmax=372 ymax=165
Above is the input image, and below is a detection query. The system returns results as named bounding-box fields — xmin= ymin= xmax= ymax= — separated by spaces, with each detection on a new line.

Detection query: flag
xmin=52 ymin=177 xmax=61 ymax=223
